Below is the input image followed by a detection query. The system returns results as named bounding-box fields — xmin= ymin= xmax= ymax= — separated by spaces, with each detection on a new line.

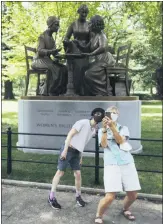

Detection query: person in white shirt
xmin=48 ymin=107 xmax=105 ymax=209
xmin=95 ymin=106 xmax=141 ymax=224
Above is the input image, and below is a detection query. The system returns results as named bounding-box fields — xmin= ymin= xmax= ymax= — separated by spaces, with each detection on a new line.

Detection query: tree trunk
xmin=155 ymin=67 xmax=163 ymax=99
xmin=4 ymin=80 xmax=15 ymax=99
xmin=150 ymin=84 xmax=153 ymax=95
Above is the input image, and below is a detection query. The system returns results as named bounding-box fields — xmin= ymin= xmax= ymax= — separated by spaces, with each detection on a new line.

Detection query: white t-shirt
xmin=70 ymin=119 xmax=96 ymax=153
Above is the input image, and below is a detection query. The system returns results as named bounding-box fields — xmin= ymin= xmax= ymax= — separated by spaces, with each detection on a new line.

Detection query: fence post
xmin=95 ymin=131 xmax=100 ymax=185
xmin=7 ymin=127 xmax=12 ymax=175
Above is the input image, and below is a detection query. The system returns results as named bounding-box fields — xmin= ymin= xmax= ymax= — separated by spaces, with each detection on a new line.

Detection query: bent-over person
xmin=48 ymin=108 xmax=105 ymax=209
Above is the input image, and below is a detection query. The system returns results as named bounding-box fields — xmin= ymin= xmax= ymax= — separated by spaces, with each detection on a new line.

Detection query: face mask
xmin=93 ymin=114 xmax=103 ymax=123
xmin=111 ymin=113 xmax=118 ymax=122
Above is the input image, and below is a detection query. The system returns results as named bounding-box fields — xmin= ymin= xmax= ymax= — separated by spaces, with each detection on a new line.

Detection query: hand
xmin=60 ymin=150 xmax=67 ymax=160
xmin=102 ymin=117 xmax=108 ymax=129
xmin=106 ymin=117 xmax=115 ymax=129
xmin=51 ymin=48 xmax=62 ymax=55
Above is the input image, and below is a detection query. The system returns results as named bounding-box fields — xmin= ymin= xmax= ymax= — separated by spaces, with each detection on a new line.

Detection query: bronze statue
xmin=63 ymin=4 xmax=90 ymax=95
xmin=32 ymin=16 xmax=68 ymax=96
xmin=75 ymin=15 xmax=115 ymax=96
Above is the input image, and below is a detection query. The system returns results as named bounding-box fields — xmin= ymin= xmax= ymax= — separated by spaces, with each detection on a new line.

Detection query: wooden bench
xmin=24 ymin=45 xmax=49 ymax=96
xmin=106 ymin=43 xmax=132 ymax=96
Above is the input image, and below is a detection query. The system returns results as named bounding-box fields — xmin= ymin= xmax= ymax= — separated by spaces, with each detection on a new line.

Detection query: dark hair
xmin=90 ymin=15 xmax=105 ymax=31
xmin=91 ymin=108 xmax=105 ymax=118
xmin=77 ymin=4 xmax=89 ymax=14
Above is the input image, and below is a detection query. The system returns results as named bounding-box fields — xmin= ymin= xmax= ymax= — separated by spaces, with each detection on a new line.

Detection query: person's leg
xmin=85 ymin=62 xmax=108 ymax=96
xmin=95 ymin=165 xmax=122 ymax=223
xmin=56 ymin=63 xmax=68 ymax=94
xmin=74 ymin=170 xmax=86 ymax=207
xmin=49 ymin=151 xmax=69 ymax=200
xmin=121 ymin=163 xmax=141 ymax=220
xmin=121 ymin=191 xmax=137 ymax=221
xmin=69 ymin=150 xmax=82 ymax=197
xmin=48 ymin=170 xmax=65 ymax=209
xmin=48 ymin=146 xmax=70 ymax=209
xmin=123 ymin=191 xmax=138 ymax=210
xmin=96 ymin=192 xmax=116 ymax=218
xmin=70 ymin=150 xmax=86 ymax=207
xmin=74 ymin=170 xmax=82 ymax=197
xmin=83 ymin=62 xmax=95 ymax=96
xmin=50 ymin=170 xmax=65 ymax=200
xmin=121 ymin=163 xmax=141 ymax=210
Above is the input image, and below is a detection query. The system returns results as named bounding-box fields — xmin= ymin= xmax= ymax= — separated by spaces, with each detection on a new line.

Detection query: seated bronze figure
xmin=63 ymin=4 xmax=90 ymax=95
xmin=32 ymin=16 xmax=68 ymax=96
xmin=75 ymin=15 xmax=115 ymax=96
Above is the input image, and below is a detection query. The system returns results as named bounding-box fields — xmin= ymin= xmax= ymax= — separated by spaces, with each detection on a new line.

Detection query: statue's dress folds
xmin=32 ymin=30 xmax=68 ymax=95
xmin=64 ymin=20 xmax=90 ymax=95
xmin=84 ymin=32 xmax=115 ymax=96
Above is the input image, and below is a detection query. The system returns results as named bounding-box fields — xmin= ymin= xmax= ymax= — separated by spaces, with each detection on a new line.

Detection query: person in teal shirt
xmin=95 ymin=106 xmax=141 ymax=224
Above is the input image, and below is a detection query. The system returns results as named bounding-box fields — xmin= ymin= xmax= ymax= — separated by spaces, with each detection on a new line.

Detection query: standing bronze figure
xmin=32 ymin=16 xmax=68 ymax=96
xmin=75 ymin=15 xmax=115 ymax=96
xmin=63 ymin=4 xmax=90 ymax=95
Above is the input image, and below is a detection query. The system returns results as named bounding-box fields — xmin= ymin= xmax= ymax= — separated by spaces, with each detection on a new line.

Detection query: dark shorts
xmin=57 ymin=146 xmax=81 ymax=171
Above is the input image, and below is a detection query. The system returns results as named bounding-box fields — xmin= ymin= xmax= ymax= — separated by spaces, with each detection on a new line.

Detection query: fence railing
xmin=1 ymin=127 xmax=163 ymax=184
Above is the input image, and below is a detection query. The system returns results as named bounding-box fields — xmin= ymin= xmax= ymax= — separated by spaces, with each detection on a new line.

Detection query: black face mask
xmin=93 ymin=114 xmax=103 ymax=123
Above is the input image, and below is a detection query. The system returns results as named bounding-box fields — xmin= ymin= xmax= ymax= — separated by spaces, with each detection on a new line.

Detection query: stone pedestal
xmin=17 ymin=96 xmax=142 ymax=156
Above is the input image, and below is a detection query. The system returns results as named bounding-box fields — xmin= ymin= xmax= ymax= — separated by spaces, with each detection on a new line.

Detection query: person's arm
xmin=106 ymin=118 xmax=125 ymax=144
xmin=38 ymin=35 xmax=61 ymax=57
xmin=63 ymin=23 xmax=74 ymax=53
xmin=37 ymin=36 xmax=48 ymax=57
xmin=89 ymin=34 xmax=107 ymax=56
xmin=119 ymin=126 xmax=130 ymax=142
xmin=64 ymin=23 xmax=73 ymax=41
xmin=60 ymin=128 xmax=78 ymax=159
xmin=61 ymin=120 xmax=84 ymax=159
xmin=110 ymin=126 xmax=125 ymax=144
xmin=80 ymin=154 xmax=83 ymax=165
xmin=100 ymin=117 xmax=108 ymax=148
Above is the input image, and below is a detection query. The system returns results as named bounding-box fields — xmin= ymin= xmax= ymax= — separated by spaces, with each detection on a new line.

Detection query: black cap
xmin=91 ymin=107 xmax=105 ymax=118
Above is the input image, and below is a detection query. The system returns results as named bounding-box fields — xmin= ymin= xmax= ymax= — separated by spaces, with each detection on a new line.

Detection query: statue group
xmin=32 ymin=4 xmax=116 ymax=97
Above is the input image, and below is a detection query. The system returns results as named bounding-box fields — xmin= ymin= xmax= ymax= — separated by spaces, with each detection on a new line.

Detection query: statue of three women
xmin=32 ymin=4 xmax=115 ymax=96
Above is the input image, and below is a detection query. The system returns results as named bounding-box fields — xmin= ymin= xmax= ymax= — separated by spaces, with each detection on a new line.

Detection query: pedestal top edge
xmin=21 ymin=96 xmax=139 ymax=101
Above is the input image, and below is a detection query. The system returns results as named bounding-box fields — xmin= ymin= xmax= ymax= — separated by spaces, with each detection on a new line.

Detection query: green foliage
xmin=2 ymin=1 xmax=162 ymax=93
xmin=100 ymin=2 xmax=162 ymax=92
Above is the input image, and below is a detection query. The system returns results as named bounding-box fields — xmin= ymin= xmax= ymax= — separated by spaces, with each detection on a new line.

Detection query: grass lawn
xmin=1 ymin=100 xmax=162 ymax=194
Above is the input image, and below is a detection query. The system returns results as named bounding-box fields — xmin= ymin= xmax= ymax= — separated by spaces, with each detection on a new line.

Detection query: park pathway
xmin=2 ymin=184 xmax=162 ymax=224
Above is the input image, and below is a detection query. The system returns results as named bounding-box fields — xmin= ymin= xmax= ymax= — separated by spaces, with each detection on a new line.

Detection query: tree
xmin=2 ymin=43 xmax=15 ymax=99
xmin=2 ymin=3 xmax=15 ymax=99
xmin=99 ymin=2 xmax=162 ymax=93
xmin=122 ymin=2 xmax=162 ymax=93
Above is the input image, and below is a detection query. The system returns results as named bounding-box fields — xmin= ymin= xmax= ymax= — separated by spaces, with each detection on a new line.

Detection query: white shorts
xmin=104 ymin=163 xmax=141 ymax=193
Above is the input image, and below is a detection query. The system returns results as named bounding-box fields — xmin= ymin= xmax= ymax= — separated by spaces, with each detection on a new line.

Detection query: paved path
xmin=2 ymin=185 xmax=162 ymax=224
